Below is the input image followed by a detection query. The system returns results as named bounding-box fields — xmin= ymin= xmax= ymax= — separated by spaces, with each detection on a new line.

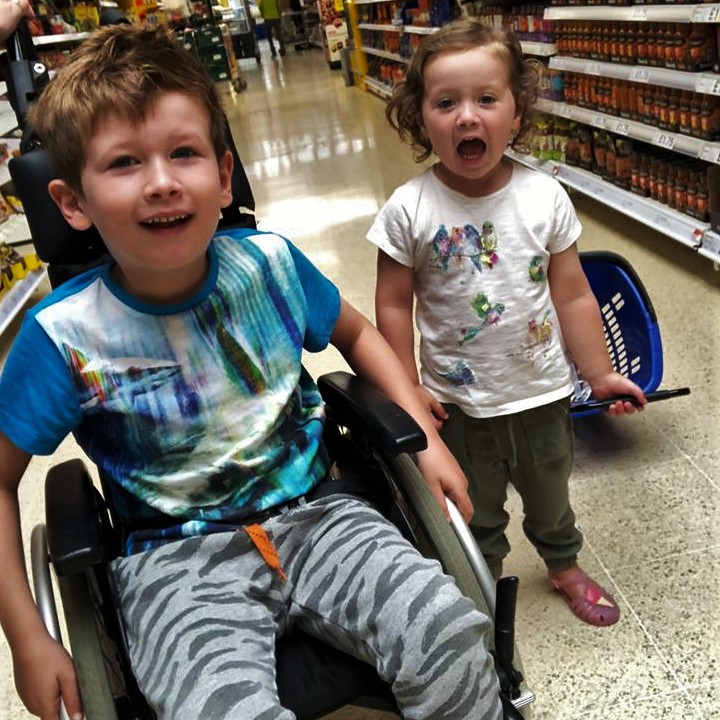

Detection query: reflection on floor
xmin=1 ymin=39 xmax=719 ymax=720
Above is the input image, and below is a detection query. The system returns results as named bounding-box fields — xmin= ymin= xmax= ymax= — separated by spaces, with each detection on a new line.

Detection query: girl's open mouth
xmin=457 ymin=138 xmax=486 ymax=160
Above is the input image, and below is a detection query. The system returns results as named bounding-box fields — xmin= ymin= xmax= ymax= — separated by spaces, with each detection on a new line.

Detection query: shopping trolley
xmin=572 ymin=251 xmax=689 ymax=417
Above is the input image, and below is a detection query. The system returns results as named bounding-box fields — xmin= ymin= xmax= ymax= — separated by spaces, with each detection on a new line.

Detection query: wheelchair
xmin=6 ymin=36 xmax=534 ymax=718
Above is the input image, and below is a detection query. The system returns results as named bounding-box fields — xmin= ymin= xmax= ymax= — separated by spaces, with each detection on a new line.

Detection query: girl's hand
xmin=589 ymin=372 xmax=647 ymax=416
xmin=416 ymin=440 xmax=473 ymax=522
xmin=13 ymin=633 xmax=83 ymax=720
xmin=415 ymin=385 xmax=448 ymax=430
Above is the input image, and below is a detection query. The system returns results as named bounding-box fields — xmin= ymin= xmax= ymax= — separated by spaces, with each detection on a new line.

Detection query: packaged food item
xmin=614 ymin=137 xmax=633 ymax=190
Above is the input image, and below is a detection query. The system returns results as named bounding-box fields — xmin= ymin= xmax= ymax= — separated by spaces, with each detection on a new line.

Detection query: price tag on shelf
xmin=699 ymin=144 xmax=720 ymax=164
xmin=631 ymin=7 xmax=648 ymax=20
xmin=655 ymin=132 xmax=676 ymax=150
xmin=692 ymin=5 xmax=720 ymax=23
xmin=558 ymin=103 xmax=573 ymax=118
xmin=629 ymin=67 xmax=651 ymax=83
xmin=615 ymin=121 xmax=630 ymax=136
xmin=653 ymin=214 xmax=669 ymax=227
xmin=592 ymin=114 xmax=607 ymax=128
xmin=586 ymin=62 xmax=601 ymax=75
xmin=695 ymin=76 xmax=720 ymax=95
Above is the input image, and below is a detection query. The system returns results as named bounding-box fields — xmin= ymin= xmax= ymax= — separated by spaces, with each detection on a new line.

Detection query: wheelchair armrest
xmin=45 ymin=459 xmax=108 ymax=576
xmin=317 ymin=371 xmax=427 ymax=456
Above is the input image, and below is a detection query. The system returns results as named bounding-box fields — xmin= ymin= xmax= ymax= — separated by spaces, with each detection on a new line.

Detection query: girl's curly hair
xmin=385 ymin=18 xmax=540 ymax=162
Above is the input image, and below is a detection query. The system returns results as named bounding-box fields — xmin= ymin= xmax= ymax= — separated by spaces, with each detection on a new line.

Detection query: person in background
xmin=258 ymin=0 xmax=285 ymax=57
xmin=0 ymin=0 xmax=34 ymax=43
xmin=368 ymin=18 xmax=647 ymax=627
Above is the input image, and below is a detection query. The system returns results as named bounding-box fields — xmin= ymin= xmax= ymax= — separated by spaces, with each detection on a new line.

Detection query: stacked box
xmin=193 ymin=27 xmax=231 ymax=82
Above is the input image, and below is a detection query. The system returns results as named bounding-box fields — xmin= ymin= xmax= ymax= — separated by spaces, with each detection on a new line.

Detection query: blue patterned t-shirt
xmin=0 ymin=229 xmax=340 ymax=553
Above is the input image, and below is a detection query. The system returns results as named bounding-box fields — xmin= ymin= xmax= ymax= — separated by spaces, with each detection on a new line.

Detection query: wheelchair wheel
xmin=386 ymin=454 xmax=534 ymax=718
xmin=57 ymin=570 xmax=120 ymax=720
xmin=385 ymin=453 xmax=492 ymax=618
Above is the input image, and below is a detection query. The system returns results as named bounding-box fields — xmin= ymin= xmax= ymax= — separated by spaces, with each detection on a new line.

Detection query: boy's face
xmin=50 ymin=92 xmax=233 ymax=303
xmin=420 ymin=46 xmax=520 ymax=197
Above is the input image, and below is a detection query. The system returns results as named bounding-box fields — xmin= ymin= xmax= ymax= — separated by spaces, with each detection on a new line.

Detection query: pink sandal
xmin=549 ymin=568 xmax=620 ymax=627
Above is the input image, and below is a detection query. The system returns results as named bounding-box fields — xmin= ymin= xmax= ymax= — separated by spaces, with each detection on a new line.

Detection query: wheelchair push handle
xmin=0 ymin=18 xmax=50 ymax=133
xmin=494 ymin=576 xmax=518 ymax=667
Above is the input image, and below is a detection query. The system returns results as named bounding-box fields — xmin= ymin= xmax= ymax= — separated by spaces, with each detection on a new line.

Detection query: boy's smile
xmin=51 ymin=91 xmax=233 ymax=304
xmin=420 ymin=46 xmax=521 ymax=197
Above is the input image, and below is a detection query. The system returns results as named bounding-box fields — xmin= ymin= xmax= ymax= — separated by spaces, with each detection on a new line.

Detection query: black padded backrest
xmin=9 ymin=120 xmax=256 ymax=287
xmin=9 ymin=148 xmax=108 ymax=266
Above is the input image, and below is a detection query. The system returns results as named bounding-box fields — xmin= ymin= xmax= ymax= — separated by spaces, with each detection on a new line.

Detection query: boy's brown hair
xmin=386 ymin=18 xmax=540 ymax=162
xmin=27 ymin=25 xmax=228 ymax=193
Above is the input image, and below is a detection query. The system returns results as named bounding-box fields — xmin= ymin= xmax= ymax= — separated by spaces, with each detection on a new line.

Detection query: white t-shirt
xmin=367 ymin=162 xmax=582 ymax=418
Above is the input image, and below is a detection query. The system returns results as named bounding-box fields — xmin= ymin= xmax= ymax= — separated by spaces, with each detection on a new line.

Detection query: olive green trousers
xmin=440 ymin=398 xmax=583 ymax=577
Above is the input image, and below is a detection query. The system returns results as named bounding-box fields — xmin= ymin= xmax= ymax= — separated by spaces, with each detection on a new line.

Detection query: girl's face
xmin=420 ymin=45 xmax=521 ymax=197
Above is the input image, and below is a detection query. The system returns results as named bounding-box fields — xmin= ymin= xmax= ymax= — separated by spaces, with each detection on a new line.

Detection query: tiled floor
xmin=1 ymin=40 xmax=719 ymax=720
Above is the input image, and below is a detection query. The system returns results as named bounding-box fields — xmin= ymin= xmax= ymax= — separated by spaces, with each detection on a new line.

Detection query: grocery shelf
xmin=506 ymin=148 xmax=720 ymax=263
xmin=0 ymin=213 xmax=31 ymax=246
xmin=545 ymin=4 xmax=720 ymax=23
xmin=32 ymin=32 xmax=89 ymax=47
xmin=549 ymin=56 xmax=720 ymax=96
xmin=535 ymin=98 xmax=720 ymax=164
xmin=362 ymin=45 xmax=407 ymax=63
xmin=403 ymin=25 xmax=438 ymax=35
xmin=357 ymin=22 xmax=438 ymax=34
xmin=520 ymin=41 xmax=556 ymax=56
xmin=0 ymin=110 xmax=17 ymax=138
xmin=358 ymin=22 xmax=400 ymax=32
xmin=0 ymin=265 xmax=47 ymax=337
xmin=364 ymin=75 xmax=393 ymax=98
xmin=0 ymin=92 xmax=18 ymax=138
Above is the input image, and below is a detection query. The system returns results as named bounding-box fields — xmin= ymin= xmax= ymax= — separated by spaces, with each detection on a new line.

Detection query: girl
xmin=367 ymin=18 xmax=646 ymax=627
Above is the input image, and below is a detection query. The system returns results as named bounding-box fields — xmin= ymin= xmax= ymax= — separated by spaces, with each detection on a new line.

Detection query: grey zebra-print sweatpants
xmin=110 ymin=496 xmax=502 ymax=719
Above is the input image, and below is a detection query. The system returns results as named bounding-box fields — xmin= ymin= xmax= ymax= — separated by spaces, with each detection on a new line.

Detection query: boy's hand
xmin=415 ymin=385 xmax=448 ymax=430
xmin=13 ymin=634 xmax=83 ymax=720
xmin=589 ymin=372 xmax=647 ymax=416
xmin=416 ymin=441 xmax=473 ymax=522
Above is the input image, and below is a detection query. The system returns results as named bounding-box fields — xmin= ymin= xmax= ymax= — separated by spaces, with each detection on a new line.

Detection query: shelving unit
xmin=535 ymin=3 xmax=720 ymax=264
xmin=549 ymin=56 xmax=720 ymax=97
xmin=507 ymin=148 xmax=720 ymax=263
xmin=521 ymin=41 xmax=556 ymax=57
xmin=346 ymin=2 xmax=720 ymax=264
xmin=0 ymin=82 xmax=35 ymax=246
xmin=0 ymin=80 xmax=46 ymax=335
xmin=0 ymin=266 xmax=47 ymax=337
xmin=535 ymin=98 xmax=720 ymax=164
xmin=32 ymin=32 xmax=89 ymax=47
xmin=545 ymin=3 xmax=720 ymax=24
xmin=363 ymin=45 xmax=405 ymax=63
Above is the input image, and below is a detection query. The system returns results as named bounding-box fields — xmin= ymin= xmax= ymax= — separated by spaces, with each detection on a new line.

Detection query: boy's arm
xmin=330 ymin=298 xmax=473 ymax=521
xmin=0 ymin=433 xmax=83 ymax=720
xmin=549 ymin=244 xmax=646 ymax=416
xmin=375 ymin=250 xmax=448 ymax=428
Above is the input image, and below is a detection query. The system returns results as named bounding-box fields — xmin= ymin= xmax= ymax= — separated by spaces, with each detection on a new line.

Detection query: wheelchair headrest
xmin=9 ymin=148 xmax=108 ymax=266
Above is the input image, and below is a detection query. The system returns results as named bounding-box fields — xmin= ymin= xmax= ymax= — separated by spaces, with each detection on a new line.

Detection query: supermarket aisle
xmin=1 ymin=43 xmax=719 ymax=720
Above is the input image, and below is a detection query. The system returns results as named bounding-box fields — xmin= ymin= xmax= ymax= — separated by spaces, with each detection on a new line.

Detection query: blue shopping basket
xmin=572 ymin=251 xmax=664 ymax=418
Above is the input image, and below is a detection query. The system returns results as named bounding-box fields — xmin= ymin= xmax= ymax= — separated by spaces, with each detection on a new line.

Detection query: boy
xmin=0 ymin=26 xmax=503 ymax=720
